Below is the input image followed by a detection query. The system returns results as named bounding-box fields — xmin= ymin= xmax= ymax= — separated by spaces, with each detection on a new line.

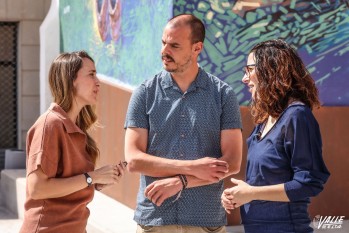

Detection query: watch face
xmin=87 ymin=177 xmax=92 ymax=184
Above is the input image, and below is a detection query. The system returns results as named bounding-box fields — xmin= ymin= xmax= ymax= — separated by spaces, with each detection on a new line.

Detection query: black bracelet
xmin=178 ymin=174 xmax=188 ymax=189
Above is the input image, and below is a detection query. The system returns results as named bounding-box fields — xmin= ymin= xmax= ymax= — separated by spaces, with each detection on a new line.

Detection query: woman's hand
xmin=221 ymin=178 xmax=254 ymax=213
xmin=91 ymin=161 xmax=127 ymax=187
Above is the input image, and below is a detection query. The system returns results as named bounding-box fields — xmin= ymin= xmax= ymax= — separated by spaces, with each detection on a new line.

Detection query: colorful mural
xmin=59 ymin=0 xmax=349 ymax=105
xmin=174 ymin=0 xmax=349 ymax=106
xmin=59 ymin=0 xmax=172 ymax=88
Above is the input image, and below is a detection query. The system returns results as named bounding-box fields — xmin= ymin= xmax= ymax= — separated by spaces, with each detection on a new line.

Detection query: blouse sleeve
xmin=283 ymin=107 xmax=330 ymax=202
xmin=26 ymin=115 xmax=63 ymax=178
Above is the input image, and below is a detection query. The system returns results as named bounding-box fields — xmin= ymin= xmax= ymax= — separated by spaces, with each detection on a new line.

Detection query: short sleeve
xmin=26 ymin=116 xmax=62 ymax=178
xmin=220 ymin=87 xmax=242 ymax=130
xmin=283 ymin=107 xmax=330 ymax=201
xmin=124 ymin=84 xmax=149 ymax=129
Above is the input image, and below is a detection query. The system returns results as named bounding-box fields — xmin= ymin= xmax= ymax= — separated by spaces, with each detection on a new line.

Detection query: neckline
xmin=255 ymin=102 xmax=306 ymax=142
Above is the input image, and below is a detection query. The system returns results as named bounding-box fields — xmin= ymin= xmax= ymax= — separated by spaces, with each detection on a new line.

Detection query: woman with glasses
xmin=221 ymin=39 xmax=330 ymax=233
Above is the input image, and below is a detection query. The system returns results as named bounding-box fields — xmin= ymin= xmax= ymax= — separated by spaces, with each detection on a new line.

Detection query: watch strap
xmin=84 ymin=173 xmax=92 ymax=187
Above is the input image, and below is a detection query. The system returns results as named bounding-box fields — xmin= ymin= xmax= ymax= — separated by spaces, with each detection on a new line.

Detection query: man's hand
xmin=144 ymin=176 xmax=183 ymax=206
xmin=188 ymin=157 xmax=229 ymax=182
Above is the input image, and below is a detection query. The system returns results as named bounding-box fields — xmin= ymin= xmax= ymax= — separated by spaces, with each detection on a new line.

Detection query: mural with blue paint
xmin=173 ymin=0 xmax=349 ymax=106
xmin=59 ymin=0 xmax=172 ymax=88
xmin=59 ymin=0 xmax=349 ymax=106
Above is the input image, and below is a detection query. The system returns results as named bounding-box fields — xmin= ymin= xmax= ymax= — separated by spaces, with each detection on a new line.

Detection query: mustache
xmin=161 ymin=54 xmax=174 ymax=62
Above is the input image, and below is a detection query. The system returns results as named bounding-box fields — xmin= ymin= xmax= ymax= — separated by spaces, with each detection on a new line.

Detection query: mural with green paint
xmin=174 ymin=0 xmax=349 ymax=106
xmin=59 ymin=0 xmax=349 ymax=105
xmin=59 ymin=0 xmax=172 ymax=88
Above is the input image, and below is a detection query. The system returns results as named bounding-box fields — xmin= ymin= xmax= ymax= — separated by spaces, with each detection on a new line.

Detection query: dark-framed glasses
xmin=242 ymin=64 xmax=256 ymax=77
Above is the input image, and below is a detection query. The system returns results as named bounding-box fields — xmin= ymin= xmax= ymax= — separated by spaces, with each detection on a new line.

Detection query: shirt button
xmin=180 ymin=154 xmax=184 ymax=157
xmin=181 ymin=114 xmax=185 ymax=117
xmin=181 ymin=134 xmax=185 ymax=138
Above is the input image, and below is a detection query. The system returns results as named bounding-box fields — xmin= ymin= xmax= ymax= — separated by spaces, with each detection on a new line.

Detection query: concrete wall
xmin=0 ymin=0 xmax=51 ymax=149
xmin=95 ymin=81 xmax=349 ymax=225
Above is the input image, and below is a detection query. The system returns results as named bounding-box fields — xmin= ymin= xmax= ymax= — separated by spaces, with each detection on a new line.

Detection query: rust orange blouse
xmin=20 ymin=103 xmax=95 ymax=233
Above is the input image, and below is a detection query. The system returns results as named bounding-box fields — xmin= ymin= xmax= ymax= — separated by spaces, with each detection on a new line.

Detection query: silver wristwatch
xmin=84 ymin=173 xmax=93 ymax=187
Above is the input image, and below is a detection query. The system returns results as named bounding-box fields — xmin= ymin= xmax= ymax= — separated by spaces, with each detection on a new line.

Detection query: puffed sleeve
xmin=124 ymin=83 xmax=149 ymax=129
xmin=284 ymin=107 xmax=330 ymax=201
xmin=26 ymin=114 xmax=63 ymax=178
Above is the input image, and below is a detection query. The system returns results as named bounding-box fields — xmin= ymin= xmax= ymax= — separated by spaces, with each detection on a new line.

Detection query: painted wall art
xmin=174 ymin=0 xmax=349 ymax=106
xmin=59 ymin=0 xmax=349 ymax=105
xmin=59 ymin=0 xmax=172 ymax=88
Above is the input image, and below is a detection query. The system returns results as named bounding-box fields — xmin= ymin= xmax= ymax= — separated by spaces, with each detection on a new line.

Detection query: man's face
xmin=161 ymin=24 xmax=195 ymax=73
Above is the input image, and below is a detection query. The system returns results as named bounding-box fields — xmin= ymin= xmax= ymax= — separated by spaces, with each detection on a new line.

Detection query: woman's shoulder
xmin=29 ymin=109 xmax=64 ymax=134
xmin=282 ymin=103 xmax=318 ymax=126
xmin=284 ymin=103 xmax=313 ymax=117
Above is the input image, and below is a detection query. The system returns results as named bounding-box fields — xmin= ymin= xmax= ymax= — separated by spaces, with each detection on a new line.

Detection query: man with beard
xmin=124 ymin=14 xmax=243 ymax=233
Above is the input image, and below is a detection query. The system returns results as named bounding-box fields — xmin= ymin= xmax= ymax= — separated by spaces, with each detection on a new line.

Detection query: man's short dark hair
xmin=168 ymin=14 xmax=205 ymax=43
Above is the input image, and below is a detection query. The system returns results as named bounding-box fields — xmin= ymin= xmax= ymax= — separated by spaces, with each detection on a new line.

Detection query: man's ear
xmin=194 ymin=42 xmax=203 ymax=53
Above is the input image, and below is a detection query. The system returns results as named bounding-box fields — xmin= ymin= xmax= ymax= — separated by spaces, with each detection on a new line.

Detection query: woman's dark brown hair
xmin=250 ymin=39 xmax=320 ymax=124
xmin=48 ymin=51 xmax=99 ymax=164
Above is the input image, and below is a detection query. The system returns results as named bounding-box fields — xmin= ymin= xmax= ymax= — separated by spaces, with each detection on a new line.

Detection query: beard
xmin=162 ymin=54 xmax=192 ymax=73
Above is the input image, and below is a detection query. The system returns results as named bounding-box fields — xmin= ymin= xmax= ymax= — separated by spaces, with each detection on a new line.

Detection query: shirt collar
xmin=161 ymin=67 xmax=208 ymax=91
xmin=49 ymin=103 xmax=85 ymax=134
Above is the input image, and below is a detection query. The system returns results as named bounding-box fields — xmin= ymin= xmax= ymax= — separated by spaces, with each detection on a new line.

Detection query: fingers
xmin=144 ymin=183 xmax=162 ymax=206
xmin=224 ymin=187 xmax=234 ymax=195
xmin=198 ymin=158 xmax=229 ymax=182
xmin=211 ymin=159 xmax=229 ymax=168
xmin=221 ymin=197 xmax=239 ymax=212
xmin=210 ymin=160 xmax=229 ymax=174
xmin=116 ymin=161 xmax=126 ymax=177
xmin=144 ymin=177 xmax=182 ymax=207
xmin=221 ymin=188 xmax=240 ymax=211
xmin=144 ymin=183 xmax=154 ymax=197
xmin=94 ymin=161 xmax=127 ymax=185
xmin=230 ymin=178 xmax=240 ymax=184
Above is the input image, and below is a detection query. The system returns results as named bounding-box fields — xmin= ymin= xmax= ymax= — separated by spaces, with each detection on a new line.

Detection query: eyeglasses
xmin=242 ymin=64 xmax=256 ymax=77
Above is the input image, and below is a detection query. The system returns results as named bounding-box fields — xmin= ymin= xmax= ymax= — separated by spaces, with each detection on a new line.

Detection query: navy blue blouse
xmin=241 ymin=104 xmax=330 ymax=233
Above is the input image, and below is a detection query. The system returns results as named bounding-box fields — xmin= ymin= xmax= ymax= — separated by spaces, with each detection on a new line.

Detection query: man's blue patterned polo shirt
xmin=125 ymin=67 xmax=242 ymax=227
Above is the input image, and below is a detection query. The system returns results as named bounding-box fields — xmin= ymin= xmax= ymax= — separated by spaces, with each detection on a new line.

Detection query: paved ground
xmin=1 ymin=209 xmax=348 ymax=233
xmin=0 ymin=192 xmax=347 ymax=233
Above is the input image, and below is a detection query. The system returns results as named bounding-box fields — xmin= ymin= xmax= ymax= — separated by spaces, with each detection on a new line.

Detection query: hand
xmin=189 ymin=157 xmax=228 ymax=182
xmin=116 ymin=160 xmax=127 ymax=177
xmin=90 ymin=161 xmax=127 ymax=185
xmin=144 ymin=176 xmax=182 ymax=206
xmin=94 ymin=183 xmax=111 ymax=191
xmin=221 ymin=178 xmax=254 ymax=213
